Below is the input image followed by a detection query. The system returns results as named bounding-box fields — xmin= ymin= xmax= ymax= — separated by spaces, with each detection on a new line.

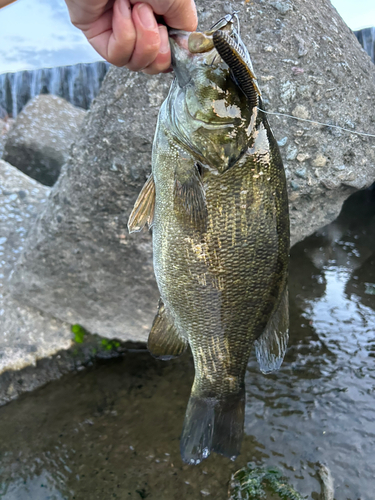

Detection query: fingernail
xmin=137 ymin=3 xmax=156 ymax=30
xmin=119 ymin=0 xmax=131 ymax=18
xmin=158 ymin=26 xmax=169 ymax=54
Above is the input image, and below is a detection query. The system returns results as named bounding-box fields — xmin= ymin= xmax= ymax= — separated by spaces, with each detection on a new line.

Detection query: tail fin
xmin=180 ymin=390 xmax=245 ymax=464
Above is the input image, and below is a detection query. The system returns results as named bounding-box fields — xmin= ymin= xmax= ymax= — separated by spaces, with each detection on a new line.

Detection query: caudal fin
xmin=180 ymin=390 xmax=245 ymax=464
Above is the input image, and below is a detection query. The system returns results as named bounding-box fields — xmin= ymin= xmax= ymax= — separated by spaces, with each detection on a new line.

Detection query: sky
xmin=331 ymin=0 xmax=375 ymax=30
xmin=0 ymin=0 xmax=101 ymax=73
xmin=0 ymin=0 xmax=374 ymax=74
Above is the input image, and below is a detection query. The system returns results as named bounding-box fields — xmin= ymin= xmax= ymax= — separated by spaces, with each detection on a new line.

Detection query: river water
xmin=0 ymin=187 xmax=374 ymax=500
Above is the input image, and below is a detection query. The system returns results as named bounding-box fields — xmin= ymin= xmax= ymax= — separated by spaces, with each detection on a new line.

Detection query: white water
xmin=0 ymin=61 xmax=110 ymax=117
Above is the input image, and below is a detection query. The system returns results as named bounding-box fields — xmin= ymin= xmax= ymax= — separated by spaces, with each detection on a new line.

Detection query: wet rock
xmin=3 ymin=95 xmax=85 ymax=186
xmin=7 ymin=0 xmax=375 ymax=338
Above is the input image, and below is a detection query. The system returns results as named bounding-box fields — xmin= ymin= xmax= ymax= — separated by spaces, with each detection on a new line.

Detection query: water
xmin=0 ymin=188 xmax=374 ymax=499
xmin=0 ymin=62 xmax=110 ymax=118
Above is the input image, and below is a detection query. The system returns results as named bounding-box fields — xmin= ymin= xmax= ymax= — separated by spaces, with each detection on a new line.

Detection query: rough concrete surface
xmin=0 ymin=118 xmax=13 ymax=159
xmin=0 ymin=161 xmax=72 ymax=391
xmin=0 ymin=160 xmax=141 ymax=405
xmin=3 ymin=95 xmax=85 ymax=186
xmin=8 ymin=0 xmax=375 ymax=342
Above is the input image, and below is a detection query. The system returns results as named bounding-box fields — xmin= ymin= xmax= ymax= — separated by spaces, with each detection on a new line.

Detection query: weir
xmin=355 ymin=26 xmax=375 ymax=64
xmin=0 ymin=61 xmax=110 ymax=117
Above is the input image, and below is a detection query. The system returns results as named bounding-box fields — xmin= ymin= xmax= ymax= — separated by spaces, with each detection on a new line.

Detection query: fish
xmin=128 ymin=14 xmax=290 ymax=464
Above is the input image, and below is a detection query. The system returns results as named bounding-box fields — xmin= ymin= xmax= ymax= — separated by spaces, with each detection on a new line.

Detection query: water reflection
xmin=244 ymin=187 xmax=375 ymax=499
xmin=0 ymin=188 xmax=374 ymax=500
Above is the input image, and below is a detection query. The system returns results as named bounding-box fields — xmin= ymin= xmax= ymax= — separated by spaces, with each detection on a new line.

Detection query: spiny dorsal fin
xmin=128 ymin=174 xmax=155 ymax=233
xmin=254 ymin=285 xmax=289 ymax=374
xmin=174 ymin=158 xmax=207 ymax=232
xmin=148 ymin=299 xmax=187 ymax=360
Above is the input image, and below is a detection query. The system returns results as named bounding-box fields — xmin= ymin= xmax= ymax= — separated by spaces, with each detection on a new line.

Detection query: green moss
xmin=101 ymin=338 xmax=121 ymax=351
xmin=71 ymin=324 xmax=88 ymax=344
xmin=229 ymin=464 xmax=306 ymax=500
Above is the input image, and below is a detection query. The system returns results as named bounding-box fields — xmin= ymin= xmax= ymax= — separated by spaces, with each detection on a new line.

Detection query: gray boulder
xmin=0 ymin=118 xmax=13 ymax=158
xmin=3 ymin=95 xmax=85 ymax=186
xmin=0 ymin=160 xmax=73 ymax=379
xmin=8 ymin=0 xmax=375 ymax=340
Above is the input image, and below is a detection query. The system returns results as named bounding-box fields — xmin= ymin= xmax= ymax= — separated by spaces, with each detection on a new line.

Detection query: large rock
xmin=8 ymin=0 xmax=375 ymax=340
xmin=3 ymin=95 xmax=85 ymax=186
xmin=0 ymin=160 xmax=72 ymax=378
xmin=0 ymin=117 xmax=13 ymax=158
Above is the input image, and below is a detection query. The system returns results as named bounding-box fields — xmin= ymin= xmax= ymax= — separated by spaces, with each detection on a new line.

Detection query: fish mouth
xmin=169 ymin=13 xmax=238 ymax=56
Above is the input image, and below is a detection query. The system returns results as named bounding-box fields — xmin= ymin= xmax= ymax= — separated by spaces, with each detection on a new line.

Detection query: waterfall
xmin=0 ymin=61 xmax=110 ymax=118
xmin=354 ymin=27 xmax=375 ymax=64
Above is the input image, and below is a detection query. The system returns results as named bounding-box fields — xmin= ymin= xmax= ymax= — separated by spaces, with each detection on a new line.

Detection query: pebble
xmin=277 ymin=136 xmax=288 ymax=146
xmin=200 ymin=490 xmax=210 ymax=496
xmin=270 ymin=0 xmax=292 ymax=14
xmin=286 ymin=145 xmax=298 ymax=160
xmin=292 ymin=104 xmax=310 ymax=120
xmin=295 ymin=168 xmax=307 ymax=179
xmin=312 ymin=154 xmax=328 ymax=167
xmin=280 ymin=80 xmax=297 ymax=104
xmin=297 ymin=152 xmax=309 ymax=162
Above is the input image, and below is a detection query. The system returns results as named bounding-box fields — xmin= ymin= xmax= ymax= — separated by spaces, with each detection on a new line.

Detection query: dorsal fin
xmin=148 ymin=299 xmax=187 ymax=360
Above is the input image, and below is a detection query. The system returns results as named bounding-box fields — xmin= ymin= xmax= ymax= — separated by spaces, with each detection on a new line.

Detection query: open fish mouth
xmin=169 ymin=13 xmax=239 ymax=56
xmin=169 ymin=13 xmax=260 ymax=102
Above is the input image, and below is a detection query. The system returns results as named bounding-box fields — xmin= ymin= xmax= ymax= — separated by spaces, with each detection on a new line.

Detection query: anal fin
xmin=128 ymin=174 xmax=155 ymax=233
xmin=148 ymin=299 xmax=187 ymax=360
xmin=254 ymin=285 xmax=289 ymax=374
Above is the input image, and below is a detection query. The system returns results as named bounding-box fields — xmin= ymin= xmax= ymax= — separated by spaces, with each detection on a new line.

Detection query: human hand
xmin=65 ymin=0 xmax=198 ymax=74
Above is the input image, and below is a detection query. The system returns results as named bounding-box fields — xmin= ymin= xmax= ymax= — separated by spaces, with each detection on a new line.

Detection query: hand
xmin=65 ymin=0 xmax=198 ymax=74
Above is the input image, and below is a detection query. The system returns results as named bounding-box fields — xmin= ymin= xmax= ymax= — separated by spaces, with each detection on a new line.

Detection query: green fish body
xmin=129 ymin=16 xmax=290 ymax=464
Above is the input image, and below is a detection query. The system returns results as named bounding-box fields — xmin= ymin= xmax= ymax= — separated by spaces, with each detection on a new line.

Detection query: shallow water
xmin=0 ymin=188 xmax=374 ymax=500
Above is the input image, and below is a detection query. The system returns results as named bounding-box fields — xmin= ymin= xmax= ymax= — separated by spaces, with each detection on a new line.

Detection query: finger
xmin=129 ymin=0 xmax=197 ymax=31
xmin=142 ymin=25 xmax=171 ymax=75
xmin=126 ymin=3 xmax=161 ymax=72
xmin=82 ymin=0 xmax=137 ymax=66
xmin=67 ymin=0 xmax=115 ymax=27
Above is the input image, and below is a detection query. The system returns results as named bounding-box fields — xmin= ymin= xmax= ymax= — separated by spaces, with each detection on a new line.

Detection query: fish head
xmin=167 ymin=15 xmax=259 ymax=172
xmin=169 ymin=14 xmax=239 ymax=88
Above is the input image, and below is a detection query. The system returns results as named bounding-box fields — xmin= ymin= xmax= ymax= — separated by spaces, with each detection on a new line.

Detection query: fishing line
xmin=257 ymin=107 xmax=375 ymax=139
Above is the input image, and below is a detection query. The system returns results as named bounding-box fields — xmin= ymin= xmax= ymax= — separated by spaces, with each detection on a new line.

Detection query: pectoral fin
xmin=174 ymin=159 xmax=207 ymax=232
xmin=254 ymin=286 xmax=289 ymax=374
xmin=128 ymin=174 xmax=155 ymax=233
xmin=148 ymin=299 xmax=187 ymax=360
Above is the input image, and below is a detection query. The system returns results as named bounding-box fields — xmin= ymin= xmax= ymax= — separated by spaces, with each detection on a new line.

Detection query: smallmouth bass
xmin=128 ymin=14 xmax=290 ymax=464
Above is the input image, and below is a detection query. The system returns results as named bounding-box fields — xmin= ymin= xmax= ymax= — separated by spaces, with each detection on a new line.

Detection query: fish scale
xmin=128 ymin=15 xmax=289 ymax=464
